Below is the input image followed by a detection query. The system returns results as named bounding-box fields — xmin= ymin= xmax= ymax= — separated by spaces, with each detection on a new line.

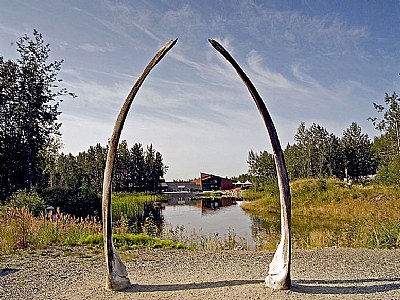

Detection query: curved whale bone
xmin=208 ymin=39 xmax=291 ymax=290
xmin=102 ymin=39 xmax=178 ymax=291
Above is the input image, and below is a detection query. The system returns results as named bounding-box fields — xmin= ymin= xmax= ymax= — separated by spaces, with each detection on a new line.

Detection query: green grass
xmin=112 ymin=192 xmax=152 ymax=219
xmin=79 ymin=233 xmax=189 ymax=250
xmin=111 ymin=192 xmax=166 ymax=221
xmin=0 ymin=207 xmax=189 ymax=253
xmin=242 ymin=178 xmax=400 ymax=249
xmin=0 ymin=192 xmax=188 ymax=253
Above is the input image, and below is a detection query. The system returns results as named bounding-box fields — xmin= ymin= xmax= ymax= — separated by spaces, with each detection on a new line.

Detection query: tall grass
xmin=0 ymin=207 xmax=101 ymax=253
xmin=0 ymin=205 xmax=189 ymax=253
xmin=242 ymin=178 xmax=400 ymax=249
xmin=161 ymin=223 xmax=249 ymax=251
xmin=0 ymin=192 xmax=186 ymax=253
xmin=112 ymin=192 xmax=153 ymax=220
xmin=2 ymin=184 xmax=398 ymax=252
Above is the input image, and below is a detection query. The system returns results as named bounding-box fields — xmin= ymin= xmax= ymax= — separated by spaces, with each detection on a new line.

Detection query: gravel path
xmin=1 ymin=247 xmax=399 ymax=299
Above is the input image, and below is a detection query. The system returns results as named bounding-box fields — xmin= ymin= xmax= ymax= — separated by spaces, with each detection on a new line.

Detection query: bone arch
xmin=102 ymin=39 xmax=292 ymax=291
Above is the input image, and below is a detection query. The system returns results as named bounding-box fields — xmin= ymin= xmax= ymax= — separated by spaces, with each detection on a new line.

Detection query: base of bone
xmin=265 ymin=241 xmax=291 ymax=290
xmin=265 ymin=271 xmax=291 ymax=290
xmin=106 ymin=274 xmax=131 ymax=291
xmin=105 ymin=248 xmax=131 ymax=291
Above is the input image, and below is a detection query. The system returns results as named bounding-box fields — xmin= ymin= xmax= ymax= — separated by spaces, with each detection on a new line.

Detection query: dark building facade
xmin=165 ymin=181 xmax=201 ymax=192
xmin=197 ymin=172 xmax=234 ymax=191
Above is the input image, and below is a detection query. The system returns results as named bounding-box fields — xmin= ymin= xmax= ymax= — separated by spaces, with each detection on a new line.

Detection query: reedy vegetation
xmin=242 ymin=178 xmax=400 ymax=249
xmin=0 ymin=193 xmax=186 ymax=254
xmin=2 ymin=182 xmax=399 ymax=253
xmin=0 ymin=192 xmax=250 ymax=253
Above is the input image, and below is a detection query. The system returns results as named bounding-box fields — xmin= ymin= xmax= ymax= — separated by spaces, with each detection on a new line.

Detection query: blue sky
xmin=1 ymin=0 xmax=399 ymax=180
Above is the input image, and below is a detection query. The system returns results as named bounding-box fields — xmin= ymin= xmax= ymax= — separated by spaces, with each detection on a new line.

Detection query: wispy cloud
xmin=102 ymin=0 xmax=163 ymax=43
xmin=247 ymin=50 xmax=299 ymax=91
xmin=239 ymin=5 xmax=368 ymax=56
xmin=79 ymin=42 xmax=115 ymax=53
xmin=0 ymin=23 xmax=23 ymax=38
xmin=73 ymin=6 xmax=147 ymax=50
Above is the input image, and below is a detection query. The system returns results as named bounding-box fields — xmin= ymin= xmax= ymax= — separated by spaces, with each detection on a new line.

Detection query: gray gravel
xmin=1 ymin=247 xmax=400 ymax=299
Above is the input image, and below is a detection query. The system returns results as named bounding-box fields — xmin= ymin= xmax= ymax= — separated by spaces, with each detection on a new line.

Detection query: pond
xmin=124 ymin=193 xmax=272 ymax=249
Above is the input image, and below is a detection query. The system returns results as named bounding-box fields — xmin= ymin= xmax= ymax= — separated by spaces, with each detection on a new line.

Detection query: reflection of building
xmin=199 ymin=197 xmax=237 ymax=210
xmin=165 ymin=194 xmax=196 ymax=205
xmin=194 ymin=172 xmax=234 ymax=191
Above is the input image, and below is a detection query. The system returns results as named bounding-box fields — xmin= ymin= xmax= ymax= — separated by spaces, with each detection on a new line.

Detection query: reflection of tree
xmin=250 ymin=215 xmax=280 ymax=248
xmin=126 ymin=202 xmax=164 ymax=236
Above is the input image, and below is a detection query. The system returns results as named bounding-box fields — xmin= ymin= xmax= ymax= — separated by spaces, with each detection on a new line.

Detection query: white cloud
xmin=247 ymin=50 xmax=296 ymax=90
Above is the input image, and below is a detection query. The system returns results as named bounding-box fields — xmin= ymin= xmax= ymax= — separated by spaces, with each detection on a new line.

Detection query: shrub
xmin=41 ymin=186 xmax=101 ymax=218
xmin=8 ymin=190 xmax=45 ymax=217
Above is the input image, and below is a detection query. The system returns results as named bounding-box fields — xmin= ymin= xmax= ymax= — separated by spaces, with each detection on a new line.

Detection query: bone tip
xmin=208 ymin=39 xmax=221 ymax=50
xmin=169 ymin=38 xmax=178 ymax=46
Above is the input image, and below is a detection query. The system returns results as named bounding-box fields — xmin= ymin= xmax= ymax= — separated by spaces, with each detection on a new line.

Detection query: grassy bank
xmin=2 ymin=183 xmax=399 ymax=253
xmin=242 ymin=178 xmax=400 ymax=249
xmin=0 ymin=192 xmax=181 ymax=254
xmin=0 ymin=207 xmax=101 ymax=253
xmin=0 ymin=207 xmax=188 ymax=254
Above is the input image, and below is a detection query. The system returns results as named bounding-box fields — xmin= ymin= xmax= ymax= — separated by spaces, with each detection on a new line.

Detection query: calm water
xmin=160 ymin=194 xmax=266 ymax=248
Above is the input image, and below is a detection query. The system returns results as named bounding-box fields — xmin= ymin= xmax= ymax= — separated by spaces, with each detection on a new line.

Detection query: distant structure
xmin=232 ymin=180 xmax=253 ymax=190
xmin=195 ymin=172 xmax=234 ymax=191
xmin=165 ymin=172 xmax=240 ymax=192
xmin=164 ymin=181 xmax=201 ymax=193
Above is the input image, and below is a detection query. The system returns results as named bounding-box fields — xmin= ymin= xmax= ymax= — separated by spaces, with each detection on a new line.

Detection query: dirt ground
xmin=1 ymin=247 xmax=400 ymax=299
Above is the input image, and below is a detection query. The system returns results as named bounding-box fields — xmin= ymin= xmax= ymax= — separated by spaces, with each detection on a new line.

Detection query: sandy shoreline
xmin=1 ymin=247 xmax=399 ymax=299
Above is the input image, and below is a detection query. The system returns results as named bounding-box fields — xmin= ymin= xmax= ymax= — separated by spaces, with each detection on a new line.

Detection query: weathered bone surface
xmin=102 ymin=39 xmax=177 ymax=291
xmin=209 ymin=39 xmax=292 ymax=290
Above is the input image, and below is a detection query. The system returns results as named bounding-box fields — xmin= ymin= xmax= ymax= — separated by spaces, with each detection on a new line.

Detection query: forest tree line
xmin=52 ymin=141 xmax=168 ymax=194
xmin=248 ymin=90 xmax=400 ymax=185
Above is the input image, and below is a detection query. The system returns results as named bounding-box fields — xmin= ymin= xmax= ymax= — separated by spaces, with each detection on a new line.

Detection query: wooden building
xmin=196 ymin=172 xmax=234 ymax=191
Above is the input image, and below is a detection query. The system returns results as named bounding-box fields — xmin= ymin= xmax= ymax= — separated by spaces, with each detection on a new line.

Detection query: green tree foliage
xmin=8 ymin=190 xmax=45 ymax=217
xmin=42 ymin=152 xmax=101 ymax=218
xmin=284 ymin=122 xmax=343 ymax=179
xmin=114 ymin=140 xmax=131 ymax=192
xmin=341 ymin=122 xmax=375 ymax=179
xmin=247 ymin=150 xmax=276 ymax=182
xmin=130 ymin=143 xmax=146 ymax=191
xmin=41 ymin=141 xmax=167 ymax=217
xmin=252 ymin=121 xmax=376 ymax=182
xmin=369 ymin=87 xmax=400 ymax=184
xmin=51 ymin=141 xmax=167 ymax=194
xmin=144 ymin=144 xmax=168 ymax=192
xmin=0 ymin=30 xmax=75 ymax=200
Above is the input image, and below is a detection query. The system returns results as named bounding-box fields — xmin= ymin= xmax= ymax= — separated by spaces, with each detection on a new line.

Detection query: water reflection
xmin=126 ymin=202 xmax=163 ymax=234
xmin=120 ymin=193 xmax=268 ymax=249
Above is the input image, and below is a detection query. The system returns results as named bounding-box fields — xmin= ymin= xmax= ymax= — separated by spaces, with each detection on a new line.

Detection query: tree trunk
xmin=209 ymin=39 xmax=291 ymax=290
xmin=102 ymin=39 xmax=177 ymax=291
